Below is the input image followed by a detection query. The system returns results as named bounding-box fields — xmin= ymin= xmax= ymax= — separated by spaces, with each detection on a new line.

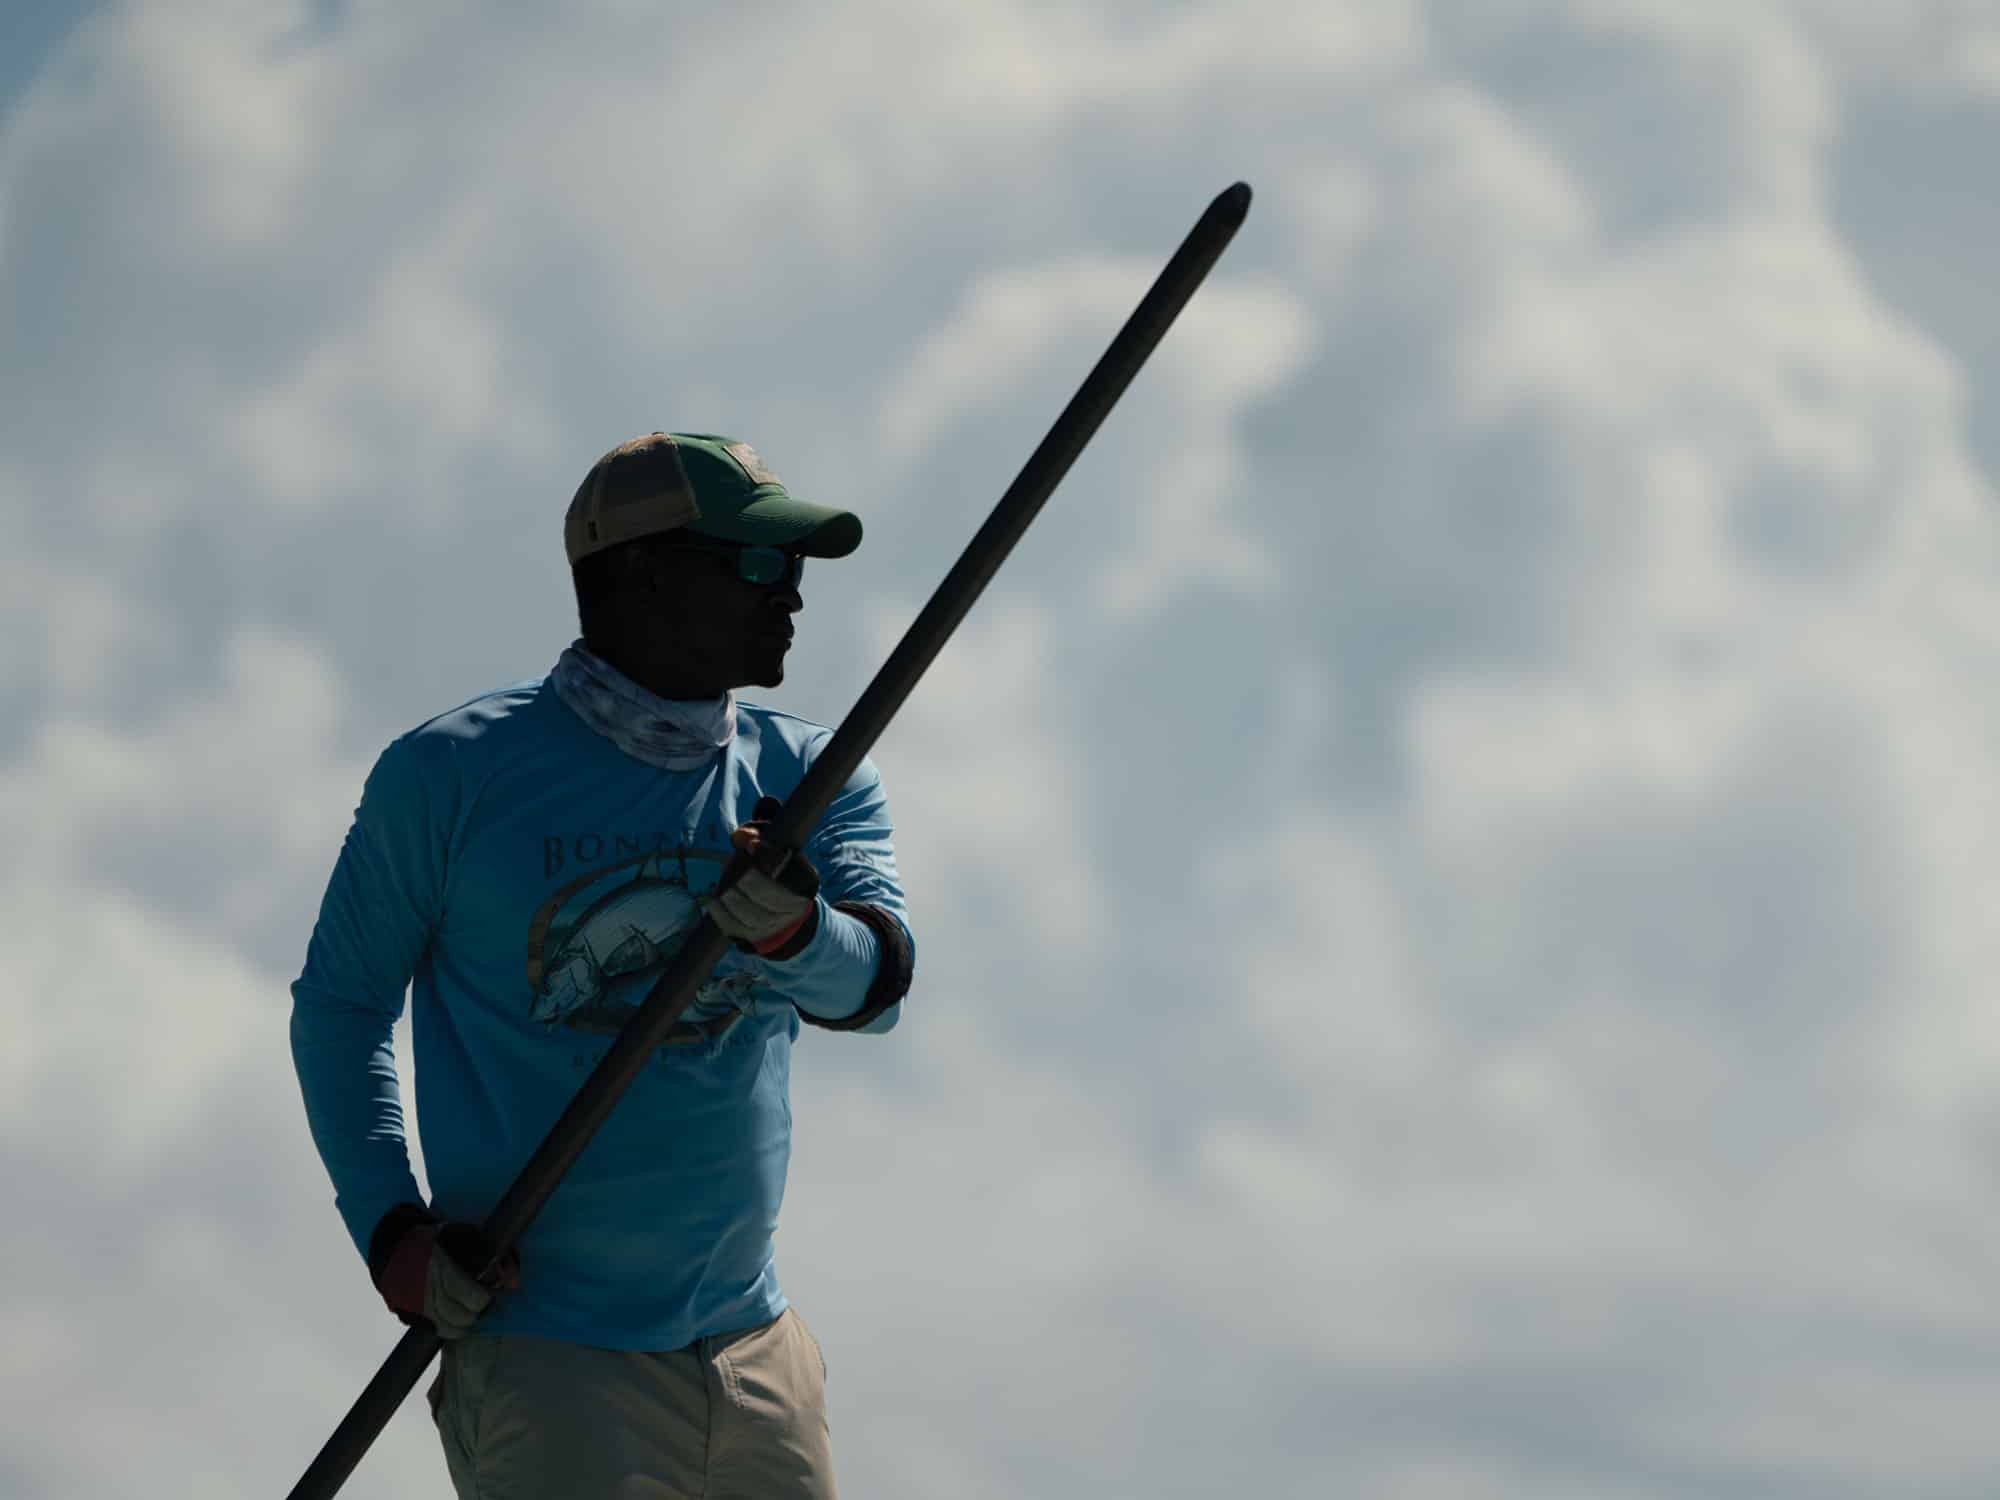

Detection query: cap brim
xmin=690 ymin=491 xmax=862 ymax=557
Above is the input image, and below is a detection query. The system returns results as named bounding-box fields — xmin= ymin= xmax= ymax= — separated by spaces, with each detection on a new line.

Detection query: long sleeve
xmin=289 ymin=732 xmax=453 ymax=1260
xmin=756 ymin=749 xmax=914 ymax=1033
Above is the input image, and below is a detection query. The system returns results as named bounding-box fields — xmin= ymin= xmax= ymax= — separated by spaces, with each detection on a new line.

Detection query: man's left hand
xmin=707 ymin=796 xmax=821 ymax=957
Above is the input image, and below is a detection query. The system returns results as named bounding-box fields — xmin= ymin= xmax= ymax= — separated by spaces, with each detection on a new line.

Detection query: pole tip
xmin=1214 ymin=181 xmax=1253 ymax=224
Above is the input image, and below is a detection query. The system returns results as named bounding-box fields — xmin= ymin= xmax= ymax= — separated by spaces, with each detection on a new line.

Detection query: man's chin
xmin=738 ymin=636 xmax=793 ymax=690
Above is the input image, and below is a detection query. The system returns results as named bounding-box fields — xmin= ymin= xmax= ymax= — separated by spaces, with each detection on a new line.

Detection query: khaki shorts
xmin=427 ymin=1306 xmax=837 ymax=1499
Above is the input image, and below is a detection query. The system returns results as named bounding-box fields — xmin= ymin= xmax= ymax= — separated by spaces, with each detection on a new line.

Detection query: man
xmin=291 ymin=432 xmax=914 ymax=1500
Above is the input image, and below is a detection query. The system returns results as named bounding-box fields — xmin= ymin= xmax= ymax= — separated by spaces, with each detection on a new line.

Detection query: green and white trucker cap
xmin=564 ymin=432 xmax=863 ymax=566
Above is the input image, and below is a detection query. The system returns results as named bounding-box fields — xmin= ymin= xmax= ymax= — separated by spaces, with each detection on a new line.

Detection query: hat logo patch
xmin=724 ymin=442 xmax=780 ymax=486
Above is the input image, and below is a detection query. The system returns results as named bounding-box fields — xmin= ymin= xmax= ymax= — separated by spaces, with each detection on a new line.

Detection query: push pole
xmin=284 ymin=180 xmax=1252 ymax=1500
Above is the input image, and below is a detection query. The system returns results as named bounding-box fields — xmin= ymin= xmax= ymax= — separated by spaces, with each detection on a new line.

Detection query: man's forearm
xmin=760 ymin=900 xmax=910 ymax=1031
xmin=289 ymin=983 xmax=426 ymax=1260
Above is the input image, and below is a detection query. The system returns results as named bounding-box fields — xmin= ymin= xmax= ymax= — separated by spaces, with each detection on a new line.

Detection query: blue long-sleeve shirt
xmin=290 ymin=675 xmax=911 ymax=1350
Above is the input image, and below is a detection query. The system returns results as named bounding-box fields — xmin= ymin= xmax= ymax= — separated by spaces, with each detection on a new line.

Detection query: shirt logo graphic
xmin=525 ymin=846 xmax=753 ymax=1038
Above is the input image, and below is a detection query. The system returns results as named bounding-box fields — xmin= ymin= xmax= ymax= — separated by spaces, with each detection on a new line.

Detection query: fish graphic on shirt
xmin=529 ymin=851 xmax=754 ymax=1034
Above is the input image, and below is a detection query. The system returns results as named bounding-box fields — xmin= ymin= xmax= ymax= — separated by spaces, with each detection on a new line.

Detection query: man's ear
xmin=615 ymin=545 xmax=659 ymax=600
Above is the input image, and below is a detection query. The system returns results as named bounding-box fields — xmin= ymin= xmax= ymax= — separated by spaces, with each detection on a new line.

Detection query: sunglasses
xmin=661 ymin=534 xmax=805 ymax=590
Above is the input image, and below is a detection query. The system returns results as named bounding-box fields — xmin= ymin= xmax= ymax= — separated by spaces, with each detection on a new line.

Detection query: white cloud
xmin=1793 ymin=0 xmax=2000 ymax=94
xmin=108 ymin=0 xmax=334 ymax=249
xmin=8 ymin=0 xmax=2000 ymax=1496
xmin=231 ymin=245 xmax=553 ymax=516
xmin=0 ymin=537 xmax=171 ymax=706
xmin=1092 ymin=274 xmax=1317 ymax=617
xmin=872 ymin=258 xmax=1145 ymax=462
xmin=0 ymin=885 xmax=268 ymax=1170
xmin=0 ymin=627 xmax=364 ymax=1168
xmin=4 ymin=628 xmax=358 ymax=877
xmin=865 ymin=594 xmax=1102 ymax=951
xmin=874 ymin=254 xmax=1312 ymax=616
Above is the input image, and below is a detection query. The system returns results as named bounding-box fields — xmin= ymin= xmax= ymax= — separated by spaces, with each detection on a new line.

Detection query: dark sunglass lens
xmin=735 ymin=548 xmax=803 ymax=589
xmin=737 ymin=547 xmax=783 ymax=585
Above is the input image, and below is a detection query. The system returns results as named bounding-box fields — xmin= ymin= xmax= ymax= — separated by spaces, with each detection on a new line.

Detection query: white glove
xmin=705 ymin=797 xmax=822 ymax=956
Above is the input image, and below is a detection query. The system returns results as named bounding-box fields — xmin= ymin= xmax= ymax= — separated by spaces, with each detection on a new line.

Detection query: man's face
xmin=624 ymin=534 xmax=804 ymax=693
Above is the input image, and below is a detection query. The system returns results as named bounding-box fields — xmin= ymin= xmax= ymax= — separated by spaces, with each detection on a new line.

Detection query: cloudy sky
xmin=6 ymin=1 xmax=2000 ymax=1496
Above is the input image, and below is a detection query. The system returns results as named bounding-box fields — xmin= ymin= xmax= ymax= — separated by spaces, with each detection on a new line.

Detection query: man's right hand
xmin=369 ymin=1206 xmax=522 ymax=1340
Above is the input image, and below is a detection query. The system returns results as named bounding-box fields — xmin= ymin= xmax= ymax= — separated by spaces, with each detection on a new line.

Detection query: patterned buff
xmin=549 ymin=639 xmax=736 ymax=772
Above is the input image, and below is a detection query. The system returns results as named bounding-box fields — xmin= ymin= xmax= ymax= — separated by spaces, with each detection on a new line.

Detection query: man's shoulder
xmin=733 ymin=700 xmax=891 ymax=801
xmin=407 ymin=677 xmax=550 ymax=744
xmin=734 ymin=698 xmax=834 ymax=753
xmin=373 ymin=679 xmax=554 ymax=786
